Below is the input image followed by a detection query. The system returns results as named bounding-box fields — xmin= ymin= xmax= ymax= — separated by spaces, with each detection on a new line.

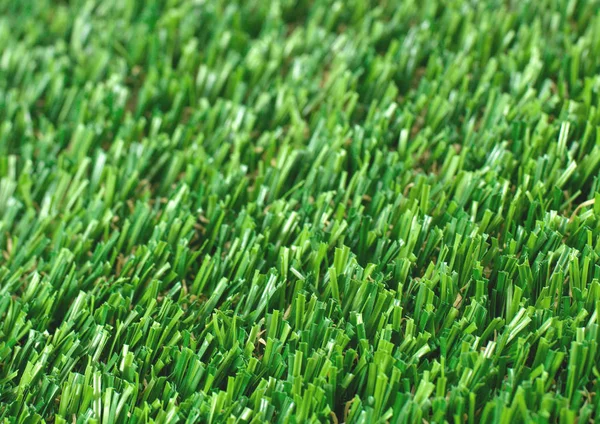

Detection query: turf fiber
xmin=1 ymin=0 xmax=600 ymax=423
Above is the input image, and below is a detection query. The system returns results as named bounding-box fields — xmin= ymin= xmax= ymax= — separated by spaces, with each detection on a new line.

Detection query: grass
xmin=1 ymin=0 xmax=600 ymax=422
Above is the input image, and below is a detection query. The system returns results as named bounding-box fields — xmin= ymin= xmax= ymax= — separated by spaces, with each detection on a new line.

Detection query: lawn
xmin=1 ymin=0 xmax=600 ymax=422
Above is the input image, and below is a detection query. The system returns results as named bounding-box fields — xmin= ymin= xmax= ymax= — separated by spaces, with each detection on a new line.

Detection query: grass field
xmin=1 ymin=0 xmax=600 ymax=422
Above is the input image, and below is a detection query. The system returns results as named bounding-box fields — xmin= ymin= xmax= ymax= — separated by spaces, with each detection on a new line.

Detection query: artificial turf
xmin=1 ymin=0 xmax=600 ymax=422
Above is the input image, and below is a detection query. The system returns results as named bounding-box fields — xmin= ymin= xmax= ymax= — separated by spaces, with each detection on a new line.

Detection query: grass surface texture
xmin=2 ymin=0 xmax=600 ymax=423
